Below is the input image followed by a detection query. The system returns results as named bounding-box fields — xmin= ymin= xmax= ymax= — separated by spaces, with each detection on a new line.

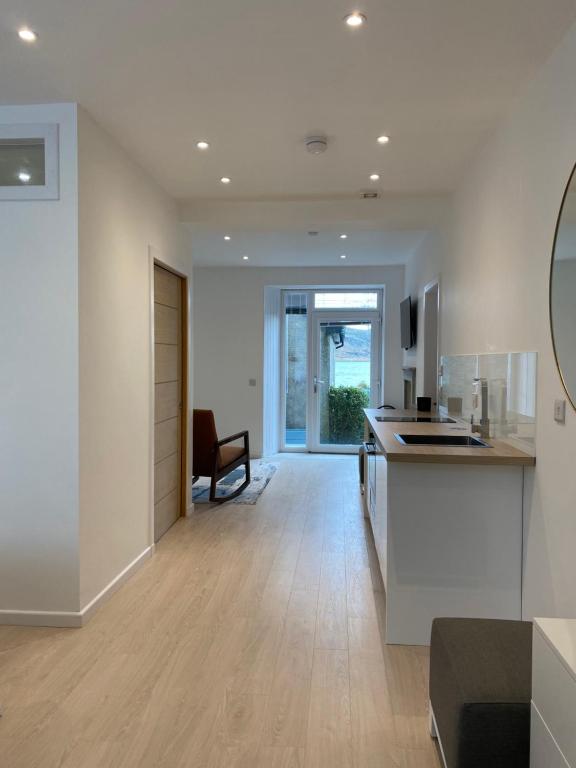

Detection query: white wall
xmin=0 ymin=103 xmax=192 ymax=623
xmin=193 ymin=265 xmax=405 ymax=456
xmin=78 ymin=108 xmax=193 ymax=609
xmin=405 ymin=20 xmax=576 ymax=620
xmin=0 ymin=104 xmax=80 ymax=614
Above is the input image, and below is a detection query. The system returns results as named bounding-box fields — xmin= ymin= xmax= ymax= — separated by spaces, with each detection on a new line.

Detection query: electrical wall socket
xmin=249 ymin=378 xmax=257 ymax=387
xmin=554 ymin=399 xmax=566 ymax=424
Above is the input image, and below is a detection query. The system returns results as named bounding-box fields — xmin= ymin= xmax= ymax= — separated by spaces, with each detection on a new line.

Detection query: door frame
xmin=308 ymin=310 xmax=382 ymax=453
xmin=148 ymin=248 xmax=190 ymax=547
xmin=422 ymin=277 xmax=441 ymax=407
xmin=279 ymin=287 xmax=384 ymax=454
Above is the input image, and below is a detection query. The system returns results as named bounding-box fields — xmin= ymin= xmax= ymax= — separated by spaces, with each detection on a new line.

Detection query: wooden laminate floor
xmin=0 ymin=455 xmax=441 ymax=768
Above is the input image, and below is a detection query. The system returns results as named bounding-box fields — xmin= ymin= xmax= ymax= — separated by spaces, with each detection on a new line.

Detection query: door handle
xmin=313 ymin=376 xmax=325 ymax=394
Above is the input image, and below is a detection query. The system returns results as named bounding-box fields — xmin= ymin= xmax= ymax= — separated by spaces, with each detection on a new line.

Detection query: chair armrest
xmin=217 ymin=430 xmax=249 ymax=448
xmin=212 ymin=431 xmax=250 ymax=475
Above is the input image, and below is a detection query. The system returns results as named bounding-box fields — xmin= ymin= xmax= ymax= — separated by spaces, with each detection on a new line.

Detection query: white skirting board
xmin=0 ymin=545 xmax=154 ymax=628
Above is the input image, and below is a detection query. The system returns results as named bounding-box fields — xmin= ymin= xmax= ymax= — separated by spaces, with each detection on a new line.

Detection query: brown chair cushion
xmin=219 ymin=445 xmax=246 ymax=469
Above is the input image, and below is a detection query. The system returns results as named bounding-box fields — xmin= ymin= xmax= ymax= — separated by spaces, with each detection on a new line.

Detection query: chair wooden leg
xmin=209 ymin=472 xmax=218 ymax=502
xmin=209 ymin=461 xmax=251 ymax=503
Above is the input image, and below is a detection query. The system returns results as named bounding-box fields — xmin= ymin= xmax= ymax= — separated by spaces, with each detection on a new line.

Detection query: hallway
xmin=0 ymin=456 xmax=440 ymax=767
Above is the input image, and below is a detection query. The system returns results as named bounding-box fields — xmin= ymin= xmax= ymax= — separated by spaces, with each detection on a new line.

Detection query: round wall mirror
xmin=551 ymin=164 xmax=576 ymax=410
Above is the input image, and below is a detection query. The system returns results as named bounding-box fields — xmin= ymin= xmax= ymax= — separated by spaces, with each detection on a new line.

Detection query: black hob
xmin=375 ymin=416 xmax=456 ymax=423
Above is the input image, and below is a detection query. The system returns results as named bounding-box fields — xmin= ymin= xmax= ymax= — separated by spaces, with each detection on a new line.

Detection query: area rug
xmin=192 ymin=460 xmax=278 ymax=505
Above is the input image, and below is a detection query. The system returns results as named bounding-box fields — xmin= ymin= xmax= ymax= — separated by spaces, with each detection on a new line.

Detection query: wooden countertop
xmin=364 ymin=409 xmax=536 ymax=466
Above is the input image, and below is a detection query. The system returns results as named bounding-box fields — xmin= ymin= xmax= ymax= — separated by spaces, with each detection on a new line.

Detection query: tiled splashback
xmin=439 ymin=352 xmax=537 ymax=448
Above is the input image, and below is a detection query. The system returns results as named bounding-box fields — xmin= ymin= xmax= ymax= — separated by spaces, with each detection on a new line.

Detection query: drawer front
xmin=531 ymin=703 xmax=570 ymax=768
xmin=533 ymin=630 xmax=576 ymax=766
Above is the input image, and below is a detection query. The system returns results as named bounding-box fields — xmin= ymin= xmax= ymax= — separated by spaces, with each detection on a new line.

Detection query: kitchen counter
xmin=365 ymin=408 xmax=535 ymax=466
xmin=363 ymin=408 xmax=528 ymax=644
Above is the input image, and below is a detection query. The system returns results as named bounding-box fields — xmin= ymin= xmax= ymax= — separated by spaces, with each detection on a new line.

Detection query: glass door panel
xmin=283 ymin=293 xmax=308 ymax=448
xmin=312 ymin=316 xmax=379 ymax=451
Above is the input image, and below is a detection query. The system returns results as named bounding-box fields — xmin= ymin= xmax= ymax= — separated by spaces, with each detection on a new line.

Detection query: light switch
xmin=554 ymin=399 xmax=566 ymax=424
xmin=249 ymin=379 xmax=257 ymax=387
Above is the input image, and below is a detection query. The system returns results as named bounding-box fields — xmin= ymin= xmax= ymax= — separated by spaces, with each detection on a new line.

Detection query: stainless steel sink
xmin=394 ymin=434 xmax=490 ymax=447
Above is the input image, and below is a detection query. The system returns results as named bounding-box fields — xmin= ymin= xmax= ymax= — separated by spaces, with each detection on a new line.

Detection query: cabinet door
xmin=531 ymin=702 xmax=570 ymax=768
xmin=532 ymin=629 xmax=576 ymax=767
xmin=373 ymin=452 xmax=388 ymax=590
xmin=368 ymin=447 xmax=377 ymax=524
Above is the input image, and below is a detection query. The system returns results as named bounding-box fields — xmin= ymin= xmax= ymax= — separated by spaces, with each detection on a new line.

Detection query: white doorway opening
xmin=280 ymin=288 xmax=384 ymax=453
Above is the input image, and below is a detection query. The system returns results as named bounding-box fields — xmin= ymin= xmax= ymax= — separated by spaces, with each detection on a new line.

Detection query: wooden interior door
xmin=154 ymin=264 xmax=185 ymax=542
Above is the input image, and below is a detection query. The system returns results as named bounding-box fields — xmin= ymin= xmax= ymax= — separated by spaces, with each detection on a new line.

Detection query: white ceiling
xmin=2 ymin=0 xmax=576 ymax=202
xmin=190 ymin=230 xmax=425 ymax=267
xmin=183 ymin=194 xmax=446 ymax=266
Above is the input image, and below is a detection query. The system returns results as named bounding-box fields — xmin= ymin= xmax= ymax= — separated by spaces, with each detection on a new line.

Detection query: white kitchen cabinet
xmin=531 ymin=618 xmax=576 ymax=768
xmin=367 ymin=442 xmax=524 ymax=645
xmin=373 ymin=451 xmax=388 ymax=591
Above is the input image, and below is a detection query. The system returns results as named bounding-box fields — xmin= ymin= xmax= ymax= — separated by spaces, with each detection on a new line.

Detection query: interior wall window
xmin=283 ymin=292 xmax=308 ymax=448
xmin=0 ymin=139 xmax=45 ymax=186
xmin=0 ymin=124 xmax=59 ymax=200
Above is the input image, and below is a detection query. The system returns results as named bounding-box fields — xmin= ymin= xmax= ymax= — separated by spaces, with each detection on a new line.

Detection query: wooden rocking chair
xmin=192 ymin=409 xmax=251 ymax=502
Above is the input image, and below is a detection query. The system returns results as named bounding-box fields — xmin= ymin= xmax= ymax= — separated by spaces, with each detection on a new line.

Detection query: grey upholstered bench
xmin=429 ymin=618 xmax=532 ymax=768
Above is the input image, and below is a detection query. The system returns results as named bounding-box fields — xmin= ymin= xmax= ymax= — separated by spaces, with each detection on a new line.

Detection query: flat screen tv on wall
xmin=400 ymin=296 xmax=415 ymax=349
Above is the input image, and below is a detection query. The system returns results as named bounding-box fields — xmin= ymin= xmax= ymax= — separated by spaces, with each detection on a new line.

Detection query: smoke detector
xmin=305 ymin=135 xmax=328 ymax=155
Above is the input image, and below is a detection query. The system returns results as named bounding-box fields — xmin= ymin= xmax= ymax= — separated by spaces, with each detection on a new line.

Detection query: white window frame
xmin=309 ymin=310 xmax=382 ymax=454
xmin=0 ymin=123 xmax=59 ymax=201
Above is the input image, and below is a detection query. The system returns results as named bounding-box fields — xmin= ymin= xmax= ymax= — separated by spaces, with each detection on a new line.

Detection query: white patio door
xmin=309 ymin=311 xmax=381 ymax=453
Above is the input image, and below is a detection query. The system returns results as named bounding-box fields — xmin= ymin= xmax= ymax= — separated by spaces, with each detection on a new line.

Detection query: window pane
xmin=284 ymin=293 xmax=307 ymax=446
xmin=0 ymin=139 xmax=46 ymax=186
xmin=314 ymin=292 xmax=378 ymax=310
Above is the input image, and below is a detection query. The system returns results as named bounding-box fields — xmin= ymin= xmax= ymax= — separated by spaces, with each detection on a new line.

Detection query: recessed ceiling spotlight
xmin=220 ymin=176 xmax=231 ymax=184
xmin=196 ymin=140 xmax=210 ymax=150
xmin=18 ymin=171 xmax=31 ymax=182
xmin=377 ymin=135 xmax=390 ymax=145
xmin=370 ymin=173 xmax=380 ymax=181
xmin=344 ymin=12 xmax=366 ymax=27
xmin=242 ymin=255 xmax=249 ymax=261
xmin=340 ymin=234 xmax=348 ymax=239
xmin=18 ymin=27 xmax=38 ymax=42
xmin=224 ymin=235 xmax=231 ymax=241
xmin=340 ymin=254 xmax=347 ymax=260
